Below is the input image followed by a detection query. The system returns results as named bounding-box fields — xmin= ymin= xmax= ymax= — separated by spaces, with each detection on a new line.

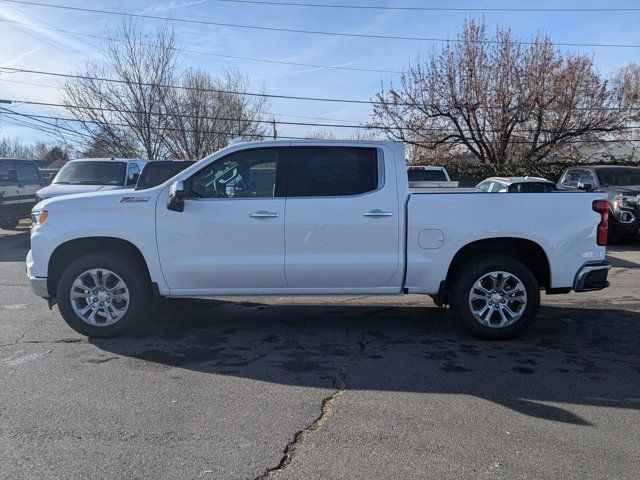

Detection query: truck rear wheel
xmin=450 ymin=255 xmax=540 ymax=339
xmin=56 ymin=252 xmax=151 ymax=337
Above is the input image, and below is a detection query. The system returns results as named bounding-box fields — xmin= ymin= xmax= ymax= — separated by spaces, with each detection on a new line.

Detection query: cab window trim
xmin=284 ymin=146 xmax=384 ymax=199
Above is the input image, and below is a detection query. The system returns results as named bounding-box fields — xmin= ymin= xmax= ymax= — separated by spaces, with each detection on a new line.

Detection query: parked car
xmin=35 ymin=158 xmax=147 ymax=201
xmin=135 ymin=160 xmax=196 ymax=190
xmin=407 ymin=166 xmax=459 ymax=188
xmin=477 ymin=177 xmax=558 ymax=193
xmin=558 ymin=165 xmax=640 ymax=242
xmin=27 ymin=140 xmax=611 ymax=340
xmin=39 ymin=168 xmax=59 ymax=183
xmin=0 ymin=158 xmax=47 ymax=229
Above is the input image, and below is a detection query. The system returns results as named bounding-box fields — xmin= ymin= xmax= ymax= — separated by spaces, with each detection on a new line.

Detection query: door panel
xmin=156 ymin=197 xmax=286 ymax=290
xmin=283 ymin=147 xmax=400 ymax=289
xmin=16 ymin=161 xmax=42 ymax=215
xmin=155 ymin=147 xmax=287 ymax=292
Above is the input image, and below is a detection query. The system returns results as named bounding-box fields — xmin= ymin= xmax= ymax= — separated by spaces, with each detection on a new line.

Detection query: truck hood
xmin=603 ymin=185 xmax=640 ymax=196
xmin=34 ymin=187 xmax=148 ymax=213
xmin=36 ymin=184 xmax=127 ymax=200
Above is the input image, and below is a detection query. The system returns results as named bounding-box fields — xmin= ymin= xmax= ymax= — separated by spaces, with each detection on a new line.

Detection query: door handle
xmin=363 ymin=209 xmax=393 ymax=217
xmin=249 ymin=211 xmax=279 ymax=218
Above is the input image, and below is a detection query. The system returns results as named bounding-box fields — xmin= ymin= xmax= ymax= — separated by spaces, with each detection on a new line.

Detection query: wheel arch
xmin=444 ymin=237 xmax=551 ymax=294
xmin=48 ymin=236 xmax=152 ymax=298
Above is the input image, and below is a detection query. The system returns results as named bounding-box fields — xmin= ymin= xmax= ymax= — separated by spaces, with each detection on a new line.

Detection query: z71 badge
xmin=119 ymin=196 xmax=150 ymax=203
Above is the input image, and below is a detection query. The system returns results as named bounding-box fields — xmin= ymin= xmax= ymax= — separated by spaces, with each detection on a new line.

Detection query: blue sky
xmin=1 ymin=0 xmax=640 ymax=146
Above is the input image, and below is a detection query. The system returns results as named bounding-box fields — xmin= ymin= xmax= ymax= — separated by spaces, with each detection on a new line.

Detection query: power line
xmin=1 ymin=15 xmax=85 ymax=61
xmin=2 ymin=97 xmax=373 ymax=129
xmin=3 ymin=67 xmax=638 ymax=111
xmin=0 ymin=77 xmax=364 ymax=124
xmin=4 ymin=0 xmax=640 ymax=49
xmin=6 ymin=109 xmax=639 ymax=145
xmin=0 ymin=18 xmax=401 ymax=74
xmin=0 ymin=66 xmax=381 ymax=105
xmin=0 ymin=78 xmax=59 ymax=89
xmin=214 ymin=0 xmax=640 ymax=13
xmin=0 ymin=107 xmax=308 ymax=140
xmin=4 ymin=105 xmax=640 ymax=140
xmin=0 ymin=107 xmax=88 ymax=140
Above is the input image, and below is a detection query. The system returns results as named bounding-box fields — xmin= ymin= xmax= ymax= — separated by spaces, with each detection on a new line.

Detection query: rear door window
xmin=562 ymin=169 xmax=594 ymax=188
xmin=285 ymin=147 xmax=378 ymax=197
xmin=16 ymin=162 xmax=41 ymax=185
xmin=0 ymin=160 xmax=17 ymax=186
xmin=408 ymin=168 xmax=447 ymax=182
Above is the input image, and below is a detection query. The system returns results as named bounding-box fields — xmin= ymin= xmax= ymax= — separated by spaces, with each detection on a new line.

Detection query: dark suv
xmin=558 ymin=165 xmax=640 ymax=242
xmin=0 ymin=158 xmax=47 ymax=229
xmin=135 ymin=160 xmax=196 ymax=190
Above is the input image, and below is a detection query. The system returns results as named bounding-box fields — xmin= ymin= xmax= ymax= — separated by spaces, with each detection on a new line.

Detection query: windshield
xmin=596 ymin=167 xmax=640 ymax=187
xmin=408 ymin=169 xmax=448 ymax=182
xmin=136 ymin=162 xmax=194 ymax=190
xmin=53 ymin=161 xmax=126 ymax=186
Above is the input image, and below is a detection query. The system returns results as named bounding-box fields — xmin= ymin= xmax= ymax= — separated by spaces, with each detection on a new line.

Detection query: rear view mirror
xmin=167 ymin=180 xmax=186 ymax=212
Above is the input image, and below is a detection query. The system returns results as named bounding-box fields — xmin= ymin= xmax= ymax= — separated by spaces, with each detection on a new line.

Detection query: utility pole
xmin=272 ymin=118 xmax=277 ymax=140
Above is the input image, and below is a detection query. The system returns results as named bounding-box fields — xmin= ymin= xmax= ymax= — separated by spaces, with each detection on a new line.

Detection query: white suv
xmin=36 ymin=158 xmax=147 ymax=201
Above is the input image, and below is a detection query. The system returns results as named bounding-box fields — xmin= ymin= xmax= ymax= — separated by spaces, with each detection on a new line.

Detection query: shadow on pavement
xmin=0 ymin=229 xmax=30 ymax=263
xmin=91 ymin=299 xmax=640 ymax=427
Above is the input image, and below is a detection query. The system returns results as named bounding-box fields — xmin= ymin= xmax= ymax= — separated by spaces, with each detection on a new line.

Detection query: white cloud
xmin=142 ymin=0 xmax=209 ymax=14
xmin=3 ymin=46 xmax=41 ymax=67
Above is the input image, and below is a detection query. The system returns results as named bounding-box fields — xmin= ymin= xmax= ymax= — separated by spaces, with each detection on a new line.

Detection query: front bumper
xmin=28 ymin=275 xmax=49 ymax=298
xmin=573 ymin=261 xmax=611 ymax=292
xmin=26 ymin=249 xmax=49 ymax=298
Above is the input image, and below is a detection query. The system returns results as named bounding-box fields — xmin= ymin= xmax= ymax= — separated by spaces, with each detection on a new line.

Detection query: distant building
xmin=547 ymin=139 xmax=640 ymax=163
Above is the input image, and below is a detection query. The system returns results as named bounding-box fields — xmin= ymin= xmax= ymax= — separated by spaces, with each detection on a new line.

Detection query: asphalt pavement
xmin=1 ymin=226 xmax=639 ymax=479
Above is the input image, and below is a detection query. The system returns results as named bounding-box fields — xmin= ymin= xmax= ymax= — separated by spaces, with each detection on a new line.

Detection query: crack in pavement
xmin=254 ymin=328 xmax=370 ymax=480
xmin=0 ymin=323 xmax=46 ymax=349
xmin=254 ymin=365 xmax=349 ymax=480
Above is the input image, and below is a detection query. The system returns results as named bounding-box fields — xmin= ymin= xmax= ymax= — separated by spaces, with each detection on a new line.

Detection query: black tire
xmin=449 ymin=255 xmax=540 ymax=340
xmin=56 ymin=252 xmax=151 ymax=337
xmin=0 ymin=218 xmax=20 ymax=230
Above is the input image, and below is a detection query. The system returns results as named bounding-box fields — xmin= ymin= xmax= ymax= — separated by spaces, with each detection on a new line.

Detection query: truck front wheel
xmin=56 ymin=252 xmax=151 ymax=337
xmin=450 ymin=255 xmax=540 ymax=339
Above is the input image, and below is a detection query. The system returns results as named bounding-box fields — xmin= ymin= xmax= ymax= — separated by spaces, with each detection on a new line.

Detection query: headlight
xmin=30 ymin=210 xmax=48 ymax=227
xmin=614 ymin=194 xmax=637 ymax=209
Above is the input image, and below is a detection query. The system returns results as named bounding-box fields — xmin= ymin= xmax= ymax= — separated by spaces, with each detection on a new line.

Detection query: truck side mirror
xmin=167 ymin=180 xmax=186 ymax=212
xmin=578 ymin=181 xmax=593 ymax=191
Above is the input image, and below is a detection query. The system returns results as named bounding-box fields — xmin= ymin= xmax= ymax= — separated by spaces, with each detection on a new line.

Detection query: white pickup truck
xmin=27 ymin=140 xmax=611 ymax=339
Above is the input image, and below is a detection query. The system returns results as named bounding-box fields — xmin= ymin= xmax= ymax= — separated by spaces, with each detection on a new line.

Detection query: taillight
xmin=592 ymin=200 xmax=609 ymax=246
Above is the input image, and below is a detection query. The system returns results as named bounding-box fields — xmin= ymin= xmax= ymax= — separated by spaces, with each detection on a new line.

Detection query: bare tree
xmin=306 ymin=129 xmax=337 ymax=140
xmin=612 ymin=62 xmax=640 ymax=122
xmin=305 ymin=129 xmax=378 ymax=140
xmin=61 ymin=20 xmax=178 ymax=159
xmin=163 ymin=68 xmax=269 ymax=159
xmin=0 ymin=137 xmax=33 ymax=158
xmin=369 ymin=19 xmax=626 ymax=164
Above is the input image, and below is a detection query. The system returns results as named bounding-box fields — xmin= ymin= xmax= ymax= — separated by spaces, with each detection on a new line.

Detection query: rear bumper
xmin=573 ymin=261 xmax=611 ymax=292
